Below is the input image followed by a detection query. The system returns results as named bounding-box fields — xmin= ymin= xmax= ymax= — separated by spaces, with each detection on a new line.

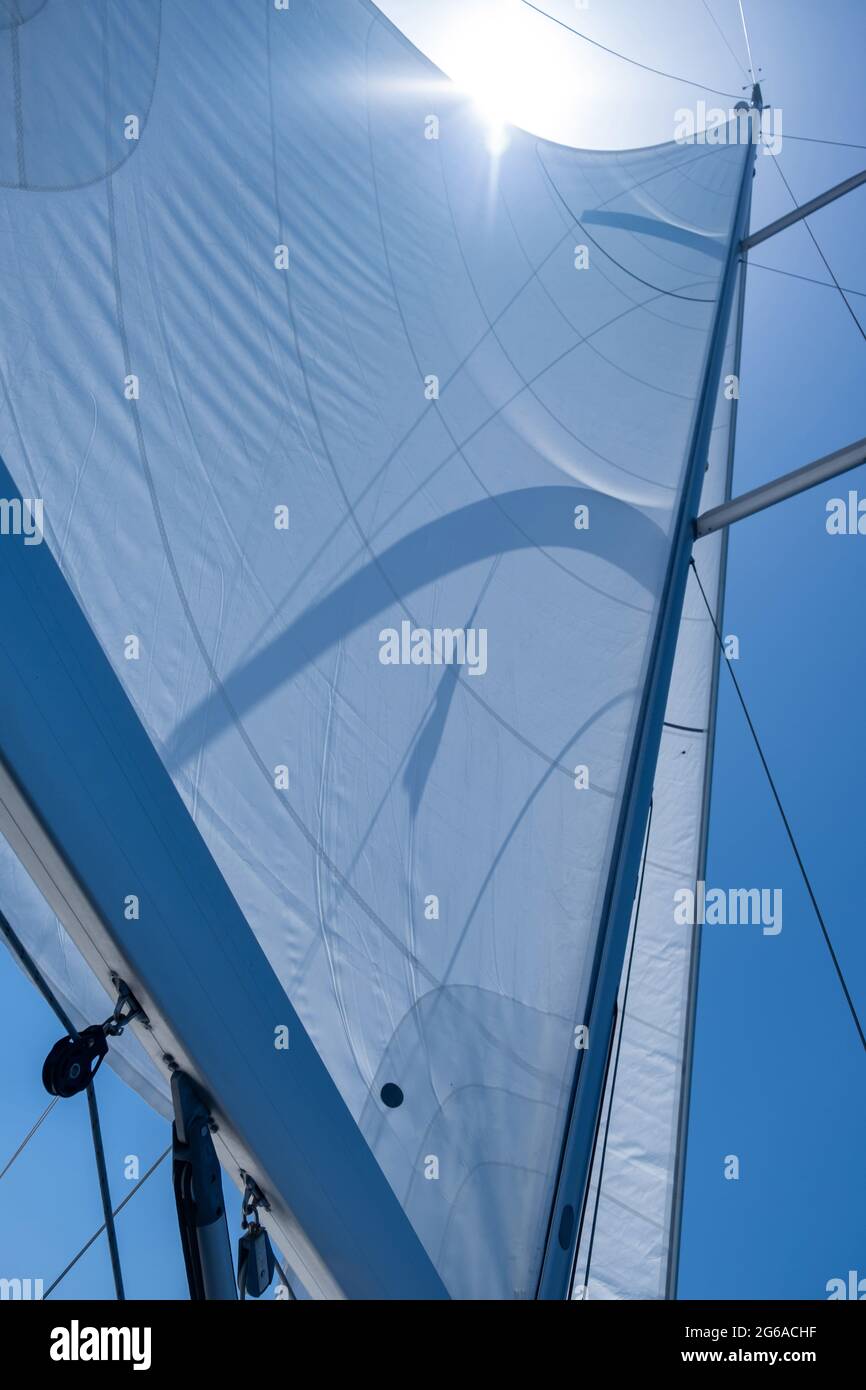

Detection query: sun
xmin=446 ymin=4 xmax=541 ymax=154
xmin=442 ymin=0 xmax=591 ymax=154
xmin=449 ymin=18 xmax=519 ymax=153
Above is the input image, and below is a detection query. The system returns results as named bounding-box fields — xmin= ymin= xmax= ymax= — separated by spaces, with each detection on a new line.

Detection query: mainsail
xmin=0 ymin=0 xmax=751 ymax=1297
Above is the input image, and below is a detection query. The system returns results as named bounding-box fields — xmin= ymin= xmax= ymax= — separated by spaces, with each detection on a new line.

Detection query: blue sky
xmin=1 ymin=0 xmax=864 ymax=1300
xmin=677 ymin=35 xmax=866 ymax=1292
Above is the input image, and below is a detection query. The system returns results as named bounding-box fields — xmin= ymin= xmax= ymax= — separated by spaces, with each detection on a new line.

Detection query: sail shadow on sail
xmin=0 ymin=0 xmax=757 ymax=1298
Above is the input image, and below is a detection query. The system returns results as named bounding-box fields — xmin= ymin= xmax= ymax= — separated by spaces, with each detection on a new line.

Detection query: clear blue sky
xmin=1 ymin=0 xmax=864 ymax=1300
xmin=677 ymin=6 xmax=866 ymax=1293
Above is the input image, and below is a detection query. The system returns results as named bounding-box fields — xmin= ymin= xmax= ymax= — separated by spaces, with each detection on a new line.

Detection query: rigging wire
xmin=0 ymin=907 xmax=126 ymax=1299
xmin=518 ymin=1 xmax=742 ymax=99
xmin=737 ymin=0 xmax=758 ymax=82
xmin=47 ymin=1149 xmax=294 ymax=1301
xmin=0 ymin=1097 xmax=59 ymax=1184
xmin=43 ymin=1147 xmax=171 ymax=1299
xmin=85 ymin=1083 xmax=125 ymax=1299
xmin=0 ymin=907 xmax=76 ymax=1035
xmin=689 ymin=559 xmax=866 ymax=1057
xmin=522 ymin=1 xmax=865 ymax=152
xmin=749 ymin=260 xmax=866 ymax=300
xmin=785 ymin=134 xmax=866 ymax=152
xmin=701 ymin=0 xmax=751 ymax=81
xmin=767 ymin=154 xmax=866 ymax=347
xmin=522 ymin=0 xmax=865 ymax=157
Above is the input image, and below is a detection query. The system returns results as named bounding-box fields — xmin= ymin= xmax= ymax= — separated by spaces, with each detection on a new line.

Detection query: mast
xmin=665 ymin=207 xmax=752 ymax=1302
xmin=666 ymin=135 xmax=866 ymax=1295
xmin=537 ymin=117 xmax=760 ymax=1300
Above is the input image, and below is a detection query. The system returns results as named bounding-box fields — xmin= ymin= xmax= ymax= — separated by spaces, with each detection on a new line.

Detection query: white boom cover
xmin=0 ymin=0 xmax=747 ymax=1297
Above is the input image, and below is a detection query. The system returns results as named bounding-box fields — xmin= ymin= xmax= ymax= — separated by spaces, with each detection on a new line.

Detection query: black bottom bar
xmin=10 ymin=1296 xmax=862 ymax=1375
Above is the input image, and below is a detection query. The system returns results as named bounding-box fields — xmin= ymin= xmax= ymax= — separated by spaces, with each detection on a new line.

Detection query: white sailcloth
xmin=573 ymin=263 xmax=746 ymax=1298
xmin=0 ymin=0 xmax=748 ymax=1296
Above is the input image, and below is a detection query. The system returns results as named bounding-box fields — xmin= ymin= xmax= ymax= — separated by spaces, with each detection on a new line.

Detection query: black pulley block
xmin=237 ymin=1226 xmax=276 ymax=1299
xmin=42 ymin=1025 xmax=108 ymax=1097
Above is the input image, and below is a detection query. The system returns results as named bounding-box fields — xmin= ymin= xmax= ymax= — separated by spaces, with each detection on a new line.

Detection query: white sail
xmin=573 ymin=263 xmax=747 ymax=1299
xmin=0 ymin=0 xmax=749 ymax=1297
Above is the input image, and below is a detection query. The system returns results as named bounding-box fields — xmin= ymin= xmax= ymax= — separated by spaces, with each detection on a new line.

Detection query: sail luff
xmin=538 ymin=128 xmax=758 ymax=1300
xmin=665 ymin=233 xmax=753 ymax=1300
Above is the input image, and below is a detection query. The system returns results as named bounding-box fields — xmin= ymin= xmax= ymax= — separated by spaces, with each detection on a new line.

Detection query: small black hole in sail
xmin=380 ymin=1083 xmax=404 ymax=1109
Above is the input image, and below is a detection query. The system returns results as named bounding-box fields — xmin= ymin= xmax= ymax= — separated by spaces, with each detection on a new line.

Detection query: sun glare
xmin=444 ymin=1 xmax=587 ymax=154
xmin=447 ymin=7 xmax=534 ymax=154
